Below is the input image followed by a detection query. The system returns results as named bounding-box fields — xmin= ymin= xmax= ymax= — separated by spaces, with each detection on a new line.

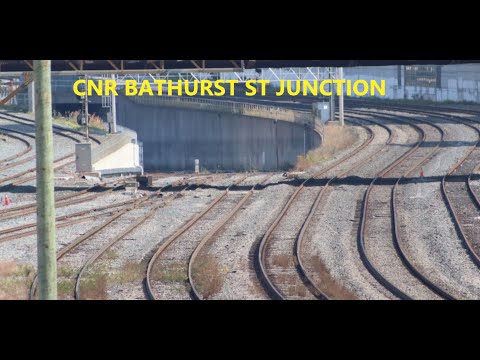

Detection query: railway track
xmin=29 ymin=183 xmax=182 ymax=299
xmin=7 ymin=97 xmax=480 ymax=300
xmin=144 ymin=174 xmax=265 ymax=300
xmin=378 ymin=107 xmax=480 ymax=269
xmin=188 ymin=174 xmax=273 ymax=300
xmin=0 ymin=112 xmax=101 ymax=191
xmin=28 ymin=173 xmax=240 ymax=299
xmin=294 ymin=114 xmax=400 ymax=300
xmin=351 ymin=109 xmax=456 ymax=300
xmin=254 ymin=116 xmax=400 ymax=300
xmin=73 ymin=187 xmax=190 ymax=300
xmin=0 ymin=112 xmax=101 ymax=145
xmin=256 ymin=98 xmax=480 ymax=299
xmin=0 ymin=127 xmax=33 ymax=166
xmin=353 ymin=106 xmax=480 ymax=271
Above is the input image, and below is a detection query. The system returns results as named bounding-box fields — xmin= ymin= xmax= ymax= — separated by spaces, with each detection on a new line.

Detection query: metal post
xmin=85 ymin=74 xmax=89 ymax=141
xmin=34 ymin=60 xmax=57 ymax=300
xmin=338 ymin=67 xmax=344 ymax=127
xmin=275 ymin=109 xmax=280 ymax=169
xmin=329 ymin=68 xmax=336 ymax=121
xmin=111 ymin=74 xmax=117 ymax=133
xmin=28 ymin=81 xmax=35 ymax=114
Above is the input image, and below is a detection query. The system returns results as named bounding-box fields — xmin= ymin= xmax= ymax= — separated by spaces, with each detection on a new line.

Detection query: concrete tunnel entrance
xmin=116 ymin=95 xmax=321 ymax=172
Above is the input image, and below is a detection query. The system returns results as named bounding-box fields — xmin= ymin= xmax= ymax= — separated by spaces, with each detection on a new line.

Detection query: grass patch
xmin=79 ymin=269 xmax=108 ymax=300
xmin=191 ymin=256 xmax=224 ymax=300
xmin=103 ymin=249 xmax=119 ymax=261
xmin=53 ymin=110 xmax=107 ymax=132
xmin=110 ymin=261 xmax=143 ymax=284
xmin=295 ymin=123 xmax=358 ymax=171
xmin=57 ymin=279 xmax=75 ymax=300
xmin=57 ymin=265 xmax=75 ymax=278
xmin=271 ymin=255 xmax=291 ymax=268
xmin=311 ymin=255 xmax=357 ymax=300
xmin=151 ymin=261 xmax=187 ymax=283
xmin=0 ymin=262 xmax=35 ymax=300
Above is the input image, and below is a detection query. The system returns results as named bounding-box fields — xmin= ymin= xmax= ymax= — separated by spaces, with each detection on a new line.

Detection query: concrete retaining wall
xmin=117 ymin=95 xmax=321 ymax=171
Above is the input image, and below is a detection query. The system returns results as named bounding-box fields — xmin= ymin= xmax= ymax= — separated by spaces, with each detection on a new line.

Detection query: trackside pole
xmin=34 ymin=60 xmax=57 ymax=300
xmin=338 ymin=67 xmax=345 ymax=127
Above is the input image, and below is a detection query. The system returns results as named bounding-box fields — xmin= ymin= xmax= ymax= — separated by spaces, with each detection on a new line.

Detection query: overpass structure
xmin=0 ymin=60 xmax=479 ymax=75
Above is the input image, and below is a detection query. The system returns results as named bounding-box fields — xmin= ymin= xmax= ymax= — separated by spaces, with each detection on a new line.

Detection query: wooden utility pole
xmin=34 ymin=60 xmax=57 ymax=300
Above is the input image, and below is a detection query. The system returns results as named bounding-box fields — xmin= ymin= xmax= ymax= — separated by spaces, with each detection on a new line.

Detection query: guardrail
xmin=130 ymin=96 xmax=315 ymax=127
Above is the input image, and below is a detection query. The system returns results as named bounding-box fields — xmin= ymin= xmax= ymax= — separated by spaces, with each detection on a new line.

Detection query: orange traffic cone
xmin=4 ymin=195 xmax=10 ymax=206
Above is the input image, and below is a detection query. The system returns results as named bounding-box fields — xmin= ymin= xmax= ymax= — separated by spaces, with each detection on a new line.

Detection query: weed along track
xmin=145 ymin=174 xmax=267 ymax=300
xmin=188 ymin=174 xmax=273 ymax=300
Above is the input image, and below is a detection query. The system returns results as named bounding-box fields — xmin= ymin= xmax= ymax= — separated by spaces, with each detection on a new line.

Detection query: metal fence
xmin=131 ymin=96 xmax=315 ymax=126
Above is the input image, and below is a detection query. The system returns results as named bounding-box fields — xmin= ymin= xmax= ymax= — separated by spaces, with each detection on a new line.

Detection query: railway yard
xmin=2 ymin=100 xmax=480 ymax=300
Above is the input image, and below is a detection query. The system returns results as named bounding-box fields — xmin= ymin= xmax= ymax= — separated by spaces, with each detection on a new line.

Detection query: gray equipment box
xmin=313 ymin=102 xmax=330 ymax=123
xmin=75 ymin=143 xmax=92 ymax=172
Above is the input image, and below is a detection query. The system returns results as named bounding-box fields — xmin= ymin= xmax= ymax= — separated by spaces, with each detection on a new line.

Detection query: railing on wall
xmin=130 ymin=96 xmax=315 ymax=127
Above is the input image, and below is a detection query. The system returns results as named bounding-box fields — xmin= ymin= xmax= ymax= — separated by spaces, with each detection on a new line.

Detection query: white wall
xmin=93 ymin=142 xmax=139 ymax=171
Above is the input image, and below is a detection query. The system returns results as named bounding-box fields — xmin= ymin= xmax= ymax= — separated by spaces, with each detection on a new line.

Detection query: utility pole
xmin=111 ymin=74 xmax=117 ymax=133
xmin=338 ymin=67 xmax=345 ymax=127
xmin=34 ymin=60 xmax=57 ymax=300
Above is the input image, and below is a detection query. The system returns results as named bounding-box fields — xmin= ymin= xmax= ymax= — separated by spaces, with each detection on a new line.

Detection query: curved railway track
xmin=352 ymin=109 xmax=455 ymax=300
xmin=258 ymin=98 xmax=480 ymax=299
xmin=353 ymin=105 xmax=480 ymax=272
xmin=29 ymin=183 xmax=184 ymax=299
xmin=0 ymin=112 xmax=101 ymax=190
xmin=145 ymin=174 xmax=265 ymax=300
xmin=255 ymin=116 xmax=391 ymax=300
xmin=188 ymin=174 xmax=273 ymax=300
xmin=0 ymin=112 xmax=101 ymax=144
xmin=28 ymin=173 xmax=240 ymax=299
xmin=0 ymin=128 xmax=33 ymax=166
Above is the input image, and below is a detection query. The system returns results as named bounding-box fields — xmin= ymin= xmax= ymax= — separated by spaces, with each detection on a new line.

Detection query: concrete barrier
xmin=75 ymin=131 xmax=143 ymax=176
